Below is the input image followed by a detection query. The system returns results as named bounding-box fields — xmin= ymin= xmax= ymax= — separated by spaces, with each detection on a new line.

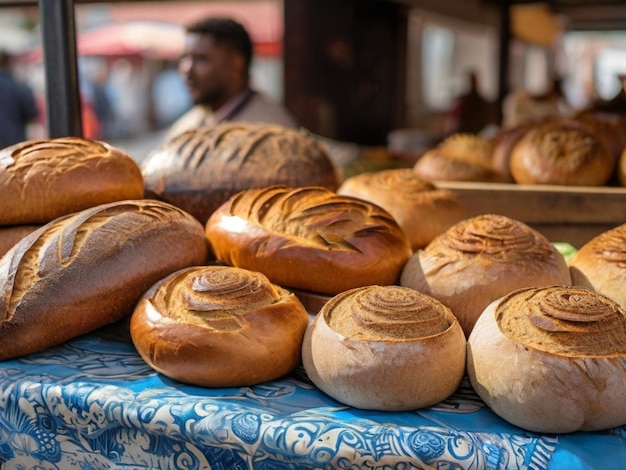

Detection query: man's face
xmin=179 ymin=33 xmax=242 ymax=108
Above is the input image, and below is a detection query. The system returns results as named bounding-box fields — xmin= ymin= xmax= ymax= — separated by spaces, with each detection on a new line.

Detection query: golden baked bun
xmin=467 ymin=285 xmax=626 ymax=433
xmin=0 ymin=225 xmax=40 ymax=258
xmin=337 ymin=168 xmax=466 ymax=250
xmin=574 ymin=111 xmax=626 ymax=165
xmin=489 ymin=124 xmax=531 ymax=182
xmin=509 ymin=119 xmax=615 ymax=186
xmin=142 ymin=122 xmax=339 ymax=224
xmin=569 ymin=223 xmax=626 ymax=308
xmin=413 ymin=133 xmax=499 ymax=183
xmin=302 ymin=285 xmax=466 ymax=410
xmin=400 ymin=214 xmax=572 ymax=336
xmin=0 ymin=137 xmax=144 ymax=225
xmin=131 ymin=265 xmax=309 ymax=387
xmin=0 ymin=199 xmax=209 ymax=361
xmin=206 ymin=186 xmax=412 ymax=295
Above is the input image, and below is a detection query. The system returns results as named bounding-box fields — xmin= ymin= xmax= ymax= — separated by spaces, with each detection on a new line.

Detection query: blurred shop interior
xmin=2 ymin=0 xmax=626 ymax=163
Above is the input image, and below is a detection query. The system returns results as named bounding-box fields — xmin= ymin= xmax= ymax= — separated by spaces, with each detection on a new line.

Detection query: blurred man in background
xmin=0 ymin=50 xmax=39 ymax=149
xmin=168 ymin=17 xmax=297 ymax=138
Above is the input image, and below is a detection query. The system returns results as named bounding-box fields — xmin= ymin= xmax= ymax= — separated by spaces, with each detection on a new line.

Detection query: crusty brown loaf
xmin=302 ymin=285 xmax=466 ymax=410
xmin=413 ymin=133 xmax=500 ymax=183
xmin=569 ymin=223 xmax=626 ymax=308
xmin=141 ymin=122 xmax=339 ymax=224
xmin=509 ymin=119 xmax=615 ymax=186
xmin=467 ymin=285 xmax=626 ymax=433
xmin=0 ymin=199 xmax=209 ymax=361
xmin=0 ymin=225 xmax=40 ymax=258
xmin=205 ymin=186 xmax=412 ymax=295
xmin=337 ymin=168 xmax=466 ymax=250
xmin=489 ymin=124 xmax=532 ymax=182
xmin=131 ymin=265 xmax=309 ymax=387
xmin=400 ymin=214 xmax=572 ymax=337
xmin=0 ymin=137 xmax=144 ymax=225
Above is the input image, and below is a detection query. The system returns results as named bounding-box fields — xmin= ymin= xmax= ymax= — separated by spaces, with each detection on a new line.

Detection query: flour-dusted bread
xmin=400 ymin=214 xmax=572 ymax=337
xmin=569 ymin=223 xmax=626 ymax=308
xmin=467 ymin=285 xmax=626 ymax=433
xmin=131 ymin=265 xmax=309 ymax=387
xmin=0 ymin=199 xmax=208 ymax=361
xmin=0 ymin=137 xmax=144 ymax=225
xmin=302 ymin=285 xmax=466 ymax=410
xmin=205 ymin=186 xmax=412 ymax=295
xmin=141 ymin=122 xmax=339 ymax=224
xmin=337 ymin=168 xmax=466 ymax=250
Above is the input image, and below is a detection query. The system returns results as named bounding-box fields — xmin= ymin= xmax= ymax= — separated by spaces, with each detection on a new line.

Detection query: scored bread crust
xmin=0 ymin=225 xmax=41 ymax=258
xmin=0 ymin=199 xmax=208 ymax=361
xmin=337 ymin=168 xmax=466 ymax=250
xmin=0 ymin=137 xmax=144 ymax=225
xmin=205 ymin=186 xmax=413 ymax=295
xmin=131 ymin=265 xmax=309 ymax=387
xmin=467 ymin=285 xmax=626 ymax=433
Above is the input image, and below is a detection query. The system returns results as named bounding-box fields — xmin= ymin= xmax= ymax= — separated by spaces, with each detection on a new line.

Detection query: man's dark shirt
xmin=0 ymin=70 xmax=39 ymax=149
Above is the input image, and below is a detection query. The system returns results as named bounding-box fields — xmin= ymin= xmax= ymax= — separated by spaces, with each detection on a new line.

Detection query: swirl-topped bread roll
xmin=205 ymin=186 xmax=412 ymax=295
xmin=337 ymin=168 xmax=466 ymax=250
xmin=0 ymin=200 xmax=208 ymax=361
xmin=0 ymin=137 xmax=144 ymax=225
xmin=302 ymin=285 xmax=466 ymax=410
xmin=569 ymin=223 xmax=626 ymax=308
xmin=131 ymin=265 xmax=309 ymax=387
xmin=141 ymin=122 xmax=339 ymax=223
xmin=413 ymin=133 xmax=499 ymax=182
xmin=509 ymin=119 xmax=615 ymax=186
xmin=467 ymin=285 xmax=626 ymax=433
xmin=400 ymin=214 xmax=572 ymax=336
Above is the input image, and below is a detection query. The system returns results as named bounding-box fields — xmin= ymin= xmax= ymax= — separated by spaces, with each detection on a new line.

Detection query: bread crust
xmin=131 ymin=265 xmax=309 ymax=387
xmin=0 ymin=199 xmax=208 ymax=360
xmin=205 ymin=186 xmax=412 ymax=295
xmin=0 ymin=137 xmax=144 ymax=225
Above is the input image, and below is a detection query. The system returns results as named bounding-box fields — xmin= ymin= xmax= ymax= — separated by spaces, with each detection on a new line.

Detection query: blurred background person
xmin=168 ymin=16 xmax=297 ymax=138
xmin=0 ymin=49 xmax=39 ymax=149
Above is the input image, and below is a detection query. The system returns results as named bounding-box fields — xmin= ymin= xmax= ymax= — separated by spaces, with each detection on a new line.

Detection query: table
xmin=0 ymin=318 xmax=624 ymax=469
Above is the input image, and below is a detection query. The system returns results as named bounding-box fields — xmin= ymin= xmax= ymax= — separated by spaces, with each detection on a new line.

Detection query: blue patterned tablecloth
xmin=0 ymin=318 xmax=624 ymax=470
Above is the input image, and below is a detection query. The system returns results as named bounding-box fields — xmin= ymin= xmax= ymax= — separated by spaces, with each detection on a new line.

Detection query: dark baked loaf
xmin=0 ymin=225 xmax=41 ymax=258
xmin=141 ymin=122 xmax=340 ymax=223
xmin=0 ymin=199 xmax=209 ymax=360
xmin=0 ymin=137 xmax=144 ymax=225
xmin=205 ymin=185 xmax=412 ymax=295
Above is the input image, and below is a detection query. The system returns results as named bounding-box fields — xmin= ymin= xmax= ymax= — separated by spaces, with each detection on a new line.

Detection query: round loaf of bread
xmin=0 ymin=137 xmax=144 ymax=225
xmin=141 ymin=122 xmax=339 ymax=224
xmin=467 ymin=285 xmax=626 ymax=433
xmin=302 ymin=285 xmax=466 ymax=410
xmin=400 ymin=214 xmax=572 ymax=337
xmin=205 ymin=186 xmax=412 ymax=295
xmin=0 ymin=225 xmax=40 ymax=258
xmin=131 ymin=265 xmax=309 ymax=387
xmin=0 ymin=199 xmax=208 ymax=361
xmin=509 ymin=119 xmax=615 ymax=186
xmin=413 ymin=133 xmax=499 ymax=183
xmin=489 ymin=124 xmax=531 ymax=183
xmin=569 ymin=223 xmax=626 ymax=308
xmin=337 ymin=168 xmax=466 ymax=250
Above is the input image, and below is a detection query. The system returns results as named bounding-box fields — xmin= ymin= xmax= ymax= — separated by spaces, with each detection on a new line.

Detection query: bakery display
xmin=301 ymin=285 xmax=466 ymax=410
xmin=569 ymin=222 xmax=626 ymax=308
xmin=0 ymin=199 xmax=209 ymax=361
xmin=205 ymin=185 xmax=412 ymax=295
xmin=0 ymin=225 xmax=40 ymax=258
xmin=400 ymin=213 xmax=572 ymax=336
xmin=0 ymin=137 xmax=144 ymax=225
xmin=509 ymin=118 xmax=615 ymax=186
xmin=413 ymin=133 xmax=500 ymax=183
xmin=141 ymin=122 xmax=340 ymax=224
xmin=337 ymin=168 xmax=467 ymax=250
xmin=467 ymin=285 xmax=626 ymax=433
xmin=131 ymin=265 xmax=309 ymax=387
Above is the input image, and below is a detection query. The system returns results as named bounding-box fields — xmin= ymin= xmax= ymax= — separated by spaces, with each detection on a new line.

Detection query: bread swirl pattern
xmin=131 ymin=265 xmax=309 ymax=387
xmin=206 ymin=186 xmax=412 ymax=295
xmin=0 ymin=199 xmax=208 ymax=360
xmin=468 ymin=285 xmax=626 ymax=433
xmin=0 ymin=137 xmax=144 ymax=225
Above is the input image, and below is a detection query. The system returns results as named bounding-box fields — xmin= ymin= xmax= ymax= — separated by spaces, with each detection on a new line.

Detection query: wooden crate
xmin=437 ymin=181 xmax=626 ymax=248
